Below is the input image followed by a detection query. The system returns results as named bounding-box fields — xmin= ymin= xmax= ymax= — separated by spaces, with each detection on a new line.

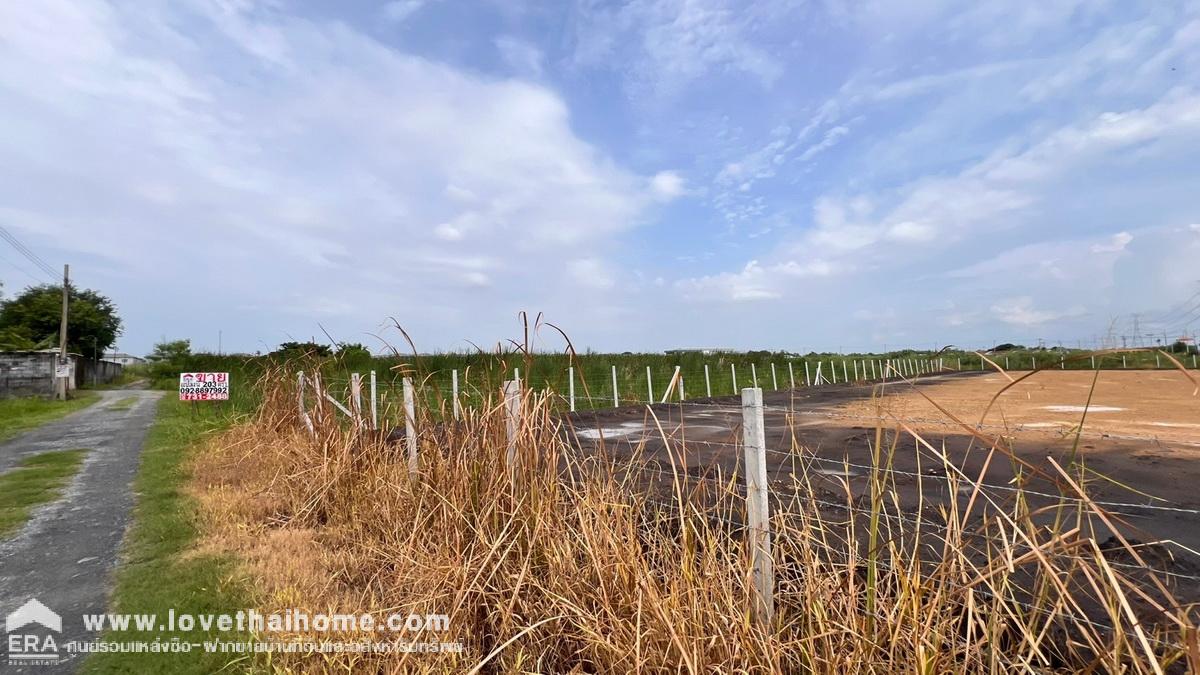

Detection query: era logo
xmin=5 ymin=599 xmax=61 ymax=665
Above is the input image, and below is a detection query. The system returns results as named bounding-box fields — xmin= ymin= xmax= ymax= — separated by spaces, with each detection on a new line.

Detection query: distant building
xmin=103 ymin=352 xmax=146 ymax=366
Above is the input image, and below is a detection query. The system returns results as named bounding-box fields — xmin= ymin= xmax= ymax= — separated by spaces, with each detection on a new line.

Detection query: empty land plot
xmin=565 ymin=369 xmax=1200 ymax=629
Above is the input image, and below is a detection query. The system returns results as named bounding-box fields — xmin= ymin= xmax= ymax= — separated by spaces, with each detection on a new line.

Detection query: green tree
xmin=271 ymin=341 xmax=332 ymax=358
xmin=147 ymin=339 xmax=192 ymax=362
xmin=0 ymin=284 xmax=122 ymax=354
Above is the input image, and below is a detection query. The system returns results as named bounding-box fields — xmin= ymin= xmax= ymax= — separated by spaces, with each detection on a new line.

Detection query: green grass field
xmin=0 ymin=448 xmax=88 ymax=538
xmin=83 ymin=397 xmax=252 ymax=674
xmin=0 ymin=392 xmax=99 ymax=442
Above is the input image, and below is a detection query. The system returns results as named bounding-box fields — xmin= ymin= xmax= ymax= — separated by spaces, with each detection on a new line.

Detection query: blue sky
xmin=1 ymin=0 xmax=1198 ymax=355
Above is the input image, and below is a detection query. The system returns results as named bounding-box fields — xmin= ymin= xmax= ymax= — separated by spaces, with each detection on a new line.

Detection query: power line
xmin=0 ymin=250 xmax=49 ymax=285
xmin=0 ymin=224 xmax=56 ymax=279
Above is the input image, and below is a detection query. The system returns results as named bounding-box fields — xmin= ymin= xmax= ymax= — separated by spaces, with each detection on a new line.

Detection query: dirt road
xmin=0 ymin=389 xmax=163 ymax=673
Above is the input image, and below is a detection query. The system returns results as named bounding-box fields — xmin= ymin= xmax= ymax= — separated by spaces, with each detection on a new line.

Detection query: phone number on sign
xmin=180 ymin=391 xmax=229 ymax=401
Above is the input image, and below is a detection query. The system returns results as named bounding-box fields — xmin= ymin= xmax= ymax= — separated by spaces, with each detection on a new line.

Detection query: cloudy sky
xmin=1 ymin=0 xmax=1198 ymax=355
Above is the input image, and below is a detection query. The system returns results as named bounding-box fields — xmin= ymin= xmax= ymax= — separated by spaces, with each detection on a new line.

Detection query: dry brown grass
xmin=191 ymin=364 xmax=1200 ymax=673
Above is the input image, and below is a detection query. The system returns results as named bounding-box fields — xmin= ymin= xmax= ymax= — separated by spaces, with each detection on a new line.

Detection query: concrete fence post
xmin=705 ymin=364 xmax=712 ymax=398
xmin=647 ymin=366 xmax=654 ymax=403
xmin=568 ymin=366 xmax=575 ymax=412
xmin=742 ymin=387 xmax=774 ymax=626
xmin=503 ymin=380 xmax=520 ymax=473
xmin=751 ymin=363 xmax=758 ymax=388
xmin=731 ymin=364 xmax=737 ymax=393
xmin=788 ymin=362 xmax=795 ymax=389
xmin=770 ymin=363 xmax=778 ymax=390
xmin=350 ymin=373 xmax=362 ymax=422
xmin=403 ymin=377 xmax=417 ymax=475
xmin=830 ymin=361 xmax=837 ymax=384
xmin=842 ymin=360 xmax=848 ymax=383
xmin=1123 ymin=355 xmax=1127 ymax=368
xmin=611 ymin=365 xmax=619 ymax=407
xmin=297 ymin=371 xmax=314 ymax=436
xmin=451 ymin=369 xmax=461 ymax=420
xmin=678 ymin=366 xmax=686 ymax=401
xmin=804 ymin=361 xmax=811 ymax=387
xmin=369 ymin=370 xmax=378 ymax=431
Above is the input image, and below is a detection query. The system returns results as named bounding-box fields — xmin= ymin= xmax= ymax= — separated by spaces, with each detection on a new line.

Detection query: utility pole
xmin=57 ymin=264 xmax=69 ymax=400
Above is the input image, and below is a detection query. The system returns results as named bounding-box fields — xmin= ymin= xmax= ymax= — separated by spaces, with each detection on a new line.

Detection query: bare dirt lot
xmin=564 ymin=369 xmax=1200 ymax=628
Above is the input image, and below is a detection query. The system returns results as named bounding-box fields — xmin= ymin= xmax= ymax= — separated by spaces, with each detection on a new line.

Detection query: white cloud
xmin=0 ymin=0 xmax=653 ymax=350
xmin=495 ymin=36 xmax=544 ymax=78
xmin=991 ymin=297 xmax=1085 ymax=327
xmin=381 ymin=0 xmax=428 ymax=23
xmin=1090 ymin=231 xmax=1133 ymax=253
xmin=570 ymin=0 xmax=787 ymax=97
xmin=650 ymin=170 xmax=686 ymax=200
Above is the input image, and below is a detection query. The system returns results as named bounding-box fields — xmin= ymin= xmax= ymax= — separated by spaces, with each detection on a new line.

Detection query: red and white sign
xmin=179 ymin=372 xmax=230 ymax=401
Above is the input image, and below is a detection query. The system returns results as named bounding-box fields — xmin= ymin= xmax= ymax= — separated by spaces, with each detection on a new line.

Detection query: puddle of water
xmin=1041 ymin=405 xmax=1124 ymax=413
xmin=575 ymin=422 xmax=647 ymax=440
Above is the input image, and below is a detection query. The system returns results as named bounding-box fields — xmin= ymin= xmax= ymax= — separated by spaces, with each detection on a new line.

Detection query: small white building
xmin=103 ymin=352 xmax=146 ymax=366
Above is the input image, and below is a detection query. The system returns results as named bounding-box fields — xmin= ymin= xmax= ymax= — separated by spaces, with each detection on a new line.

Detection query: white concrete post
xmin=804 ymin=361 xmax=811 ymax=386
xmin=770 ymin=363 xmax=778 ymax=390
xmin=350 ymin=373 xmax=362 ymax=421
xmin=403 ymin=377 xmax=417 ymax=475
xmin=751 ymin=363 xmax=758 ymax=387
xmin=1091 ymin=355 xmax=1096 ymax=370
xmin=1123 ymin=355 xmax=1127 ymax=368
xmin=297 ymin=371 xmax=314 ymax=436
xmin=870 ymin=360 xmax=877 ymax=380
xmin=678 ymin=366 xmax=686 ymax=400
xmin=568 ymin=366 xmax=576 ymax=412
xmin=611 ymin=365 xmax=619 ymax=407
xmin=503 ymin=380 xmax=520 ymax=472
xmin=788 ymin=362 xmax=795 ymax=389
xmin=830 ymin=361 xmax=837 ymax=384
xmin=646 ymin=366 xmax=654 ymax=403
xmin=1032 ymin=356 xmax=1037 ymax=370
xmin=1156 ymin=354 xmax=1161 ymax=368
xmin=451 ymin=369 xmax=461 ymax=420
xmin=853 ymin=360 xmax=859 ymax=381
xmin=842 ymin=360 xmax=848 ymax=383
xmin=705 ymin=364 xmax=712 ymax=397
xmin=731 ymin=364 xmax=737 ymax=392
xmin=742 ymin=387 xmax=774 ymax=626
xmin=369 ymin=370 xmax=378 ymax=431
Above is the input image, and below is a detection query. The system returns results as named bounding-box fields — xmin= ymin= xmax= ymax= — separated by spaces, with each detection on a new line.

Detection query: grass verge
xmin=82 ymin=396 xmax=253 ymax=675
xmin=0 ymin=392 xmax=99 ymax=442
xmin=0 ymin=448 xmax=88 ymax=538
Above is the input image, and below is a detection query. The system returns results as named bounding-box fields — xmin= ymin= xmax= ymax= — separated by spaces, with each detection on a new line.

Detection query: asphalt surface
xmin=0 ymin=389 xmax=163 ymax=673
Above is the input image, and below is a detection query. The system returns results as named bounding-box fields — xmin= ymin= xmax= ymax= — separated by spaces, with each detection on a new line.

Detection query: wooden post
xmin=568 ymin=366 xmax=575 ymax=412
xmin=611 ymin=365 xmax=619 ymax=407
xmin=788 ymin=362 xmax=795 ymax=389
xmin=504 ymin=380 xmax=520 ymax=472
xmin=369 ymin=370 xmax=378 ymax=430
xmin=770 ymin=363 xmax=777 ymax=390
xmin=661 ymin=366 xmax=681 ymax=403
xmin=751 ymin=363 xmax=758 ymax=387
xmin=804 ymin=361 xmax=811 ymax=386
xmin=403 ymin=377 xmax=417 ymax=475
xmin=742 ymin=387 xmax=774 ymax=625
xmin=646 ymin=366 xmax=654 ymax=403
xmin=704 ymin=364 xmax=712 ymax=397
xmin=452 ymin=369 xmax=461 ymax=420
